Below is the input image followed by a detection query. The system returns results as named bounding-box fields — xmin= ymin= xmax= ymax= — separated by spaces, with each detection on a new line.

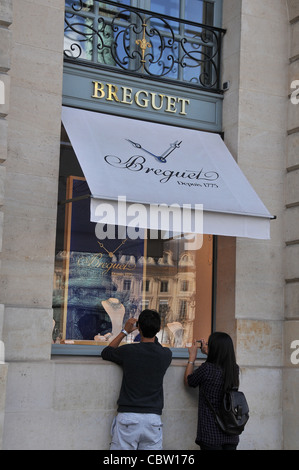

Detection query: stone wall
xmin=284 ymin=0 xmax=299 ymax=450
xmin=222 ymin=0 xmax=288 ymax=449
xmin=0 ymin=0 xmax=12 ymax=450
xmin=0 ymin=0 xmax=64 ymax=447
xmin=2 ymin=356 xmax=201 ymax=450
xmin=1 ymin=0 xmax=64 ymax=362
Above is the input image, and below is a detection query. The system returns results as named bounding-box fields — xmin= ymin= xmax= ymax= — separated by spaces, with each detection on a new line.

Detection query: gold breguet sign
xmin=92 ymin=80 xmax=190 ymax=116
xmin=62 ymin=63 xmax=222 ymax=132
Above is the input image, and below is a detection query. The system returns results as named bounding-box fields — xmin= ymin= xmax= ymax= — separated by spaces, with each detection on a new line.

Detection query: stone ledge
xmin=0 ymin=0 xmax=12 ymax=27
xmin=290 ymin=16 xmax=299 ymax=25
xmin=0 ymin=28 xmax=11 ymax=72
xmin=287 ymin=127 xmax=299 ymax=135
xmin=285 ymin=277 xmax=299 ymax=283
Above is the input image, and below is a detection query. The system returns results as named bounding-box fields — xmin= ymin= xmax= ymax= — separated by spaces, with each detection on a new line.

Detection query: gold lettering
xmin=165 ymin=95 xmax=177 ymax=113
xmin=107 ymin=83 xmax=120 ymax=102
xmin=150 ymin=93 xmax=164 ymax=111
xmin=177 ymin=97 xmax=190 ymax=115
xmin=77 ymin=253 xmax=103 ymax=267
xmin=135 ymin=90 xmax=149 ymax=108
xmin=92 ymin=81 xmax=105 ymax=99
xmin=121 ymin=86 xmax=133 ymax=105
xmin=91 ymin=81 xmax=189 ymax=116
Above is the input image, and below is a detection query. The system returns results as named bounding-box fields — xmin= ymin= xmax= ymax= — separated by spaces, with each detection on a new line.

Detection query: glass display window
xmin=52 ymin=127 xmax=214 ymax=352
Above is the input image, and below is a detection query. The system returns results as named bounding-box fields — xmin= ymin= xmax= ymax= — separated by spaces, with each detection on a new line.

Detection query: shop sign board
xmin=62 ymin=63 xmax=223 ymax=132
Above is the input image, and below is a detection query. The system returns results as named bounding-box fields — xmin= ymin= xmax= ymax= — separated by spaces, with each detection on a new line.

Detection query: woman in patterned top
xmin=184 ymin=332 xmax=239 ymax=450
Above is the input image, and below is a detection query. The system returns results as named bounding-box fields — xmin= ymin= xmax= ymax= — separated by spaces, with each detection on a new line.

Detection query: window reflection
xmin=53 ymin=128 xmax=213 ymax=350
xmin=53 ymin=191 xmax=213 ymax=348
xmin=64 ymin=0 xmax=220 ymax=89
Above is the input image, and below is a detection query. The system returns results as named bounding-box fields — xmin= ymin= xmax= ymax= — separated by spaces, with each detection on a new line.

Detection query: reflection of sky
xmin=65 ymin=0 xmax=207 ymax=23
xmin=64 ymin=0 xmax=215 ymax=83
xmin=151 ymin=0 xmax=206 ymax=23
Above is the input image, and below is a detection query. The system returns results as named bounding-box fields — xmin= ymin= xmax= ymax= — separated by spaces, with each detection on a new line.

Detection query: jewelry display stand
xmin=101 ymin=297 xmax=125 ymax=339
xmin=167 ymin=322 xmax=184 ymax=348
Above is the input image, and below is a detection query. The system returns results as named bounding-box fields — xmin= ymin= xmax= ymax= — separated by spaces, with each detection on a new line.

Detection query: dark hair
xmin=138 ymin=309 xmax=161 ymax=338
xmin=207 ymin=332 xmax=239 ymax=392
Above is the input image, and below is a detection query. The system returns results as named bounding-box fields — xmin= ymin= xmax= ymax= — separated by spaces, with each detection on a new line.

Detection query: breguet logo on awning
xmin=92 ymin=80 xmax=190 ymax=116
xmin=91 ymin=82 xmax=219 ymax=188
xmin=126 ymin=139 xmax=182 ymax=164
xmin=104 ymin=139 xmax=219 ymax=188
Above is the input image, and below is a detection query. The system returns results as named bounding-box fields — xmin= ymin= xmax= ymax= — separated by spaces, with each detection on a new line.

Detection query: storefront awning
xmin=61 ymin=106 xmax=274 ymax=240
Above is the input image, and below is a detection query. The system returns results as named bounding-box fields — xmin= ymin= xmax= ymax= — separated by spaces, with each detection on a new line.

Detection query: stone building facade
xmin=0 ymin=0 xmax=298 ymax=450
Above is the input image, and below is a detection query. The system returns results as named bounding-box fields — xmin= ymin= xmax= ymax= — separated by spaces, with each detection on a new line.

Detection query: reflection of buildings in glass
xmin=64 ymin=0 xmax=116 ymax=65
xmin=139 ymin=249 xmax=196 ymax=348
xmin=53 ymin=251 xmax=69 ymax=342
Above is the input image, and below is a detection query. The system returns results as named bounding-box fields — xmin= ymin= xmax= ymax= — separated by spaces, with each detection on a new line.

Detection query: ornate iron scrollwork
xmin=64 ymin=0 xmax=225 ymax=92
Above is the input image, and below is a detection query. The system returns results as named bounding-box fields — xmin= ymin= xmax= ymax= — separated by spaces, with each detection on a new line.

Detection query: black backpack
xmin=203 ymin=388 xmax=249 ymax=436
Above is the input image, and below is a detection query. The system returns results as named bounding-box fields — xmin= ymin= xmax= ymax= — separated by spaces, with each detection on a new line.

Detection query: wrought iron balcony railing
xmin=64 ymin=0 xmax=226 ymax=93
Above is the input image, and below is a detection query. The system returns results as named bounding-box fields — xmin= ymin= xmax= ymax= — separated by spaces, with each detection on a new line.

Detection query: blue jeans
xmin=110 ymin=412 xmax=163 ymax=450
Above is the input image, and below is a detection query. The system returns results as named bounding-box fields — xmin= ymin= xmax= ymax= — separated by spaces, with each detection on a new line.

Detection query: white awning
xmin=61 ymin=106 xmax=274 ymax=240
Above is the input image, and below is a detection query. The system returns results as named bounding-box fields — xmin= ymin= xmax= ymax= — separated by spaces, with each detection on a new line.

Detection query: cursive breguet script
xmin=104 ymin=155 xmax=219 ymax=185
xmin=77 ymin=252 xmax=136 ymax=274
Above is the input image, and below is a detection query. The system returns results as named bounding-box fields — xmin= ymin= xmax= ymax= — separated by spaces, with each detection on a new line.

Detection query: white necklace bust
xmin=102 ymin=297 xmax=125 ymax=339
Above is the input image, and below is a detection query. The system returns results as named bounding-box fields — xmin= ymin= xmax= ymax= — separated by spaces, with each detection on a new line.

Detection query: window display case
xmin=52 ymin=130 xmax=213 ymax=352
